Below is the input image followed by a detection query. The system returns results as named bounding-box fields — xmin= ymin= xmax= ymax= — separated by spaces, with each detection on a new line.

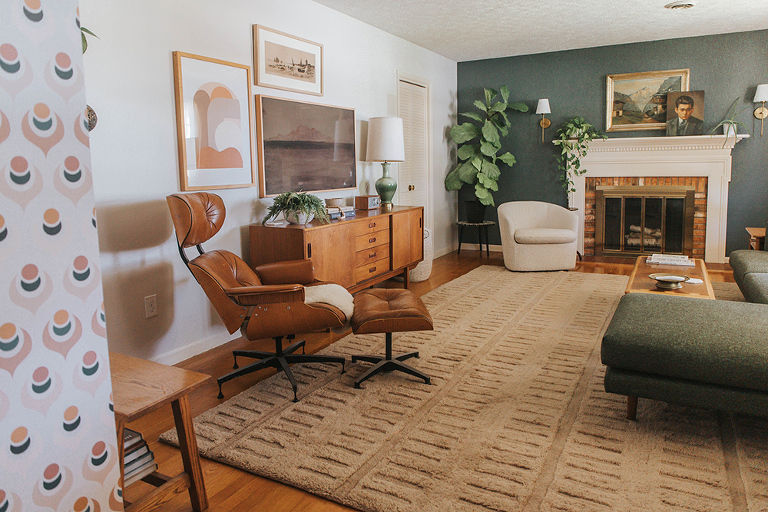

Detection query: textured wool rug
xmin=163 ymin=268 xmax=766 ymax=512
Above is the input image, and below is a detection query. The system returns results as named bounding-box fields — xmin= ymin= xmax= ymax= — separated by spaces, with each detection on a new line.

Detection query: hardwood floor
xmin=121 ymin=250 xmax=734 ymax=511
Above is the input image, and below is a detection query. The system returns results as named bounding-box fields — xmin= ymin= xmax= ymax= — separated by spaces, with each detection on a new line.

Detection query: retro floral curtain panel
xmin=0 ymin=1 xmax=122 ymax=511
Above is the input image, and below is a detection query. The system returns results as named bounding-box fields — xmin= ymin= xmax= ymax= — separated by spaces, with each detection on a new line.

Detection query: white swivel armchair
xmin=497 ymin=201 xmax=579 ymax=271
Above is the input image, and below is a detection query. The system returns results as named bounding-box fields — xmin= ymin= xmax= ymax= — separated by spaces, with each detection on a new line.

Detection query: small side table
xmin=457 ymin=220 xmax=496 ymax=257
xmin=110 ymin=352 xmax=211 ymax=512
xmin=746 ymin=227 xmax=765 ymax=251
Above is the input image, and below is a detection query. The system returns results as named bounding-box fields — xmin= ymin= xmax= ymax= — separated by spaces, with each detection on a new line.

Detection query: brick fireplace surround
xmin=584 ymin=176 xmax=707 ymax=258
xmin=573 ymin=135 xmax=747 ymax=263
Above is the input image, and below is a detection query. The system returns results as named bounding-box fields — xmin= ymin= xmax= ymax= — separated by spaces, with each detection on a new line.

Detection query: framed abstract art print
xmin=172 ymin=51 xmax=256 ymax=191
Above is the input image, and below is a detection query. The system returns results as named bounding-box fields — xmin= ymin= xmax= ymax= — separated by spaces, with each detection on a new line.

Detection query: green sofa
xmin=601 ymin=286 xmax=768 ymax=419
xmin=729 ymin=249 xmax=768 ymax=304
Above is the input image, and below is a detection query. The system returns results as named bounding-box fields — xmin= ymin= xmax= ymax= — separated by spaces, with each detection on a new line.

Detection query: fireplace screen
xmin=595 ymin=186 xmax=695 ymax=256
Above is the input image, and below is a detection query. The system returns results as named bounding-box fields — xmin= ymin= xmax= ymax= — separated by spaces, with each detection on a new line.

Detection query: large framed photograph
xmin=255 ymin=95 xmax=356 ymax=197
xmin=606 ymin=69 xmax=690 ymax=132
xmin=253 ymin=25 xmax=323 ymax=96
xmin=172 ymin=52 xmax=255 ymax=191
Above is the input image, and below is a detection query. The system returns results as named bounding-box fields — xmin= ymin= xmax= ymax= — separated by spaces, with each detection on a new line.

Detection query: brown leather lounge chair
xmin=166 ymin=192 xmax=347 ymax=402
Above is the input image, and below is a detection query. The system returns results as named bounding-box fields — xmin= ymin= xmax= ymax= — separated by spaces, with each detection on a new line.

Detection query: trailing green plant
xmin=709 ymin=97 xmax=750 ymax=146
xmin=81 ymin=27 xmax=98 ymax=54
xmin=444 ymin=85 xmax=528 ymax=206
xmin=262 ymin=191 xmax=330 ymax=224
xmin=553 ymin=116 xmax=605 ymax=195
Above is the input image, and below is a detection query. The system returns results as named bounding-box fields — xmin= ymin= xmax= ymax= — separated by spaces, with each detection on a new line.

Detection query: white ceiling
xmin=311 ymin=0 xmax=768 ymax=62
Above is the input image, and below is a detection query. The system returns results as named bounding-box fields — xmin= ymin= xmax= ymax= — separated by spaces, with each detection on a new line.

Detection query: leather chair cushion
xmin=167 ymin=193 xmax=225 ymax=247
xmin=514 ymin=228 xmax=577 ymax=245
xmin=351 ymin=288 xmax=433 ymax=334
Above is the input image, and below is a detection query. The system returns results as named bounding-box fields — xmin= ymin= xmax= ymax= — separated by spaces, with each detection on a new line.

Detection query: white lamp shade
xmin=366 ymin=117 xmax=405 ymax=162
xmin=535 ymin=98 xmax=551 ymax=115
xmin=754 ymin=84 xmax=768 ymax=103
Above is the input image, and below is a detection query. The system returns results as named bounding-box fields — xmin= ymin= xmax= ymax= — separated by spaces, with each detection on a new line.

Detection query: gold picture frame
xmin=606 ymin=69 xmax=690 ymax=132
xmin=253 ymin=25 xmax=323 ymax=96
xmin=172 ymin=52 xmax=256 ymax=191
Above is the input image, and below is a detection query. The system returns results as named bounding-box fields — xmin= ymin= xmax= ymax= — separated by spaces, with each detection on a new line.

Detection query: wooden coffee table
xmin=626 ymin=256 xmax=715 ymax=299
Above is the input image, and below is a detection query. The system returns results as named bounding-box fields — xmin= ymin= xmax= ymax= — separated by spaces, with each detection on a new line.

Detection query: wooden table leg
xmin=403 ymin=267 xmax=410 ymax=289
xmin=171 ymin=396 xmax=208 ymax=511
xmin=457 ymin=224 xmax=464 ymax=255
xmin=627 ymin=395 xmax=638 ymax=421
xmin=115 ymin=420 xmax=126 ymax=496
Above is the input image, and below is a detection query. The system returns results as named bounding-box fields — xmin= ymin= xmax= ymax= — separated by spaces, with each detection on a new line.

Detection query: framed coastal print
xmin=253 ymin=25 xmax=323 ymax=96
xmin=172 ymin=52 xmax=256 ymax=191
xmin=606 ymin=69 xmax=690 ymax=132
xmin=255 ymin=95 xmax=356 ymax=197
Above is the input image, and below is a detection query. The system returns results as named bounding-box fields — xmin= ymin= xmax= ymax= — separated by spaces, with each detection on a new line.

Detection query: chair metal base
xmin=217 ymin=335 xmax=345 ymax=402
xmin=352 ymin=332 xmax=430 ymax=389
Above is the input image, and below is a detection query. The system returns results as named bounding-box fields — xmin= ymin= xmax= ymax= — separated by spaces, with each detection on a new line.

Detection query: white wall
xmin=80 ymin=0 xmax=457 ymax=363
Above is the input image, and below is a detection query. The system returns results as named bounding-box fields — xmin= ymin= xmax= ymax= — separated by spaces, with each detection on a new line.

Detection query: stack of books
xmin=326 ymin=206 xmax=356 ymax=220
xmin=646 ymin=253 xmax=695 ymax=266
xmin=123 ymin=428 xmax=157 ymax=486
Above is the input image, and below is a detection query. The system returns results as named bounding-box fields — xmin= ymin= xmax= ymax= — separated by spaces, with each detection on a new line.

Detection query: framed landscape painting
xmin=606 ymin=69 xmax=690 ymax=132
xmin=253 ymin=25 xmax=323 ymax=96
xmin=255 ymin=95 xmax=356 ymax=197
xmin=172 ymin=52 xmax=256 ymax=190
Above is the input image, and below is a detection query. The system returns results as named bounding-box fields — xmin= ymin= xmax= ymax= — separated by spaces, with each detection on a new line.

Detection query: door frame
xmin=397 ymin=72 xmax=433 ymax=233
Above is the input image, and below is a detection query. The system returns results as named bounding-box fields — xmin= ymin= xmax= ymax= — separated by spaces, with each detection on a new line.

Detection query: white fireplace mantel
xmin=573 ymin=134 xmax=748 ymax=263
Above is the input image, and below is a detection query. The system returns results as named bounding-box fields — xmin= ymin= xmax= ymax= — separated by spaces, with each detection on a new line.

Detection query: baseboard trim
xmin=152 ymin=330 xmax=235 ymax=366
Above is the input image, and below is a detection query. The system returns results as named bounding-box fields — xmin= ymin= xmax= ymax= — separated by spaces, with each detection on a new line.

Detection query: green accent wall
xmin=457 ymin=29 xmax=768 ymax=254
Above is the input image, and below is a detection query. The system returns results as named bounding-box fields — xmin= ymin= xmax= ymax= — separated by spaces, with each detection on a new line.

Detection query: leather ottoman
xmin=350 ymin=288 xmax=434 ymax=388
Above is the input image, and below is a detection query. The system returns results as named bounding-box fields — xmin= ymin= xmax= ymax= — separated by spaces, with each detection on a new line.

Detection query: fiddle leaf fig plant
xmin=444 ymin=85 xmax=528 ymax=206
xmin=553 ymin=116 xmax=605 ymax=195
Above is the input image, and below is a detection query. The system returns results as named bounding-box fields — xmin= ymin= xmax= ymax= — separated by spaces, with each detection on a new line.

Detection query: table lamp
xmin=366 ymin=117 xmax=405 ymax=210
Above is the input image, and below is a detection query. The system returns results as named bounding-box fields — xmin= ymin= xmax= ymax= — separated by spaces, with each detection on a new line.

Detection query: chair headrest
xmin=166 ymin=192 xmax=225 ymax=248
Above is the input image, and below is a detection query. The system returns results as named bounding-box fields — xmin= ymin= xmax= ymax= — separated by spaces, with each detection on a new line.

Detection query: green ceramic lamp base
xmin=375 ymin=161 xmax=397 ymax=208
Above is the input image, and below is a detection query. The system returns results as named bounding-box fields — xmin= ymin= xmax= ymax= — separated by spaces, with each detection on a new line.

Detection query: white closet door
xmin=398 ymin=78 xmax=430 ymax=227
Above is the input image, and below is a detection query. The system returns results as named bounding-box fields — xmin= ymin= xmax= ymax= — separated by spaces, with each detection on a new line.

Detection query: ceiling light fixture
xmin=664 ymin=1 xmax=697 ymax=9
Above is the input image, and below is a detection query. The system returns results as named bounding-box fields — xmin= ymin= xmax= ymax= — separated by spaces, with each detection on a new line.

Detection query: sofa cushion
xmin=514 ymin=228 xmax=576 ymax=245
xmin=741 ymin=273 xmax=768 ymax=304
xmin=602 ymin=293 xmax=768 ymax=393
xmin=729 ymin=249 xmax=768 ymax=283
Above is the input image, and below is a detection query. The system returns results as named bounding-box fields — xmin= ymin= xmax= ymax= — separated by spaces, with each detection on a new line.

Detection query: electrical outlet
xmin=144 ymin=294 xmax=158 ymax=318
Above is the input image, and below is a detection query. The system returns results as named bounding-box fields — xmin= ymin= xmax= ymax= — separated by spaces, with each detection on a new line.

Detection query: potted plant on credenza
xmin=444 ymin=85 xmax=528 ymax=222
xmin=262 ymin=191 xmax=330 ymax=225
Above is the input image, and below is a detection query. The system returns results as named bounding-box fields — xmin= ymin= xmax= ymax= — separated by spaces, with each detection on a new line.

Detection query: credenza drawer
xmin=351 ymin=218 xmax=388 ymax=237
xmin=355 ymin=245 xmax=389 ymax=267
xmin=355 ymin=228 xmax=388 ymax=252
xmin=354 ymin=257 xmax=390 ymax=283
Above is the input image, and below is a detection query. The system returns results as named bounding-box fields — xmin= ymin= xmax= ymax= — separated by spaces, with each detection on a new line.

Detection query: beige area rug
xmin=163 ymin=268 xmax=767 ymax=512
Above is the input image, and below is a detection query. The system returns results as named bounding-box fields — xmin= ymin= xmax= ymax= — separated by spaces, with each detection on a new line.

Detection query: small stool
xmin=457 ymin=220 xmax=496 ymax=257
xmin=350 ymin=288 xmax=434 ymax=388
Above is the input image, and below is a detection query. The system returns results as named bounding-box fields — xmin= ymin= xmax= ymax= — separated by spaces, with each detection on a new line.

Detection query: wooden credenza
xmin=250 ymin=206 xmax=424 ymax=292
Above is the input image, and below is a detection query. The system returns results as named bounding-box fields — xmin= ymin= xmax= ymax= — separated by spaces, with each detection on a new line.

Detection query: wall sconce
xmin=754 ymin=84 xmax=768 ymax=137
xmin=536 ymin=99 xmax=551 ymax=143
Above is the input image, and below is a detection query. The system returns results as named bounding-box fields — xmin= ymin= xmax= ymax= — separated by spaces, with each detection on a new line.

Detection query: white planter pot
xmin=285 ymin=211 xmax=314 ymax=225
xmin=409 ymin=228 xmax=433 ymax=282
xmin=723 ymin=122 xmax=737 ymax=139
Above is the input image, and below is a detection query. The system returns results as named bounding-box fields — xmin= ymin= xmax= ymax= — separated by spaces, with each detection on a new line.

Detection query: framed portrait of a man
xmin=666 ymin=90 xmax=705 ymax=136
